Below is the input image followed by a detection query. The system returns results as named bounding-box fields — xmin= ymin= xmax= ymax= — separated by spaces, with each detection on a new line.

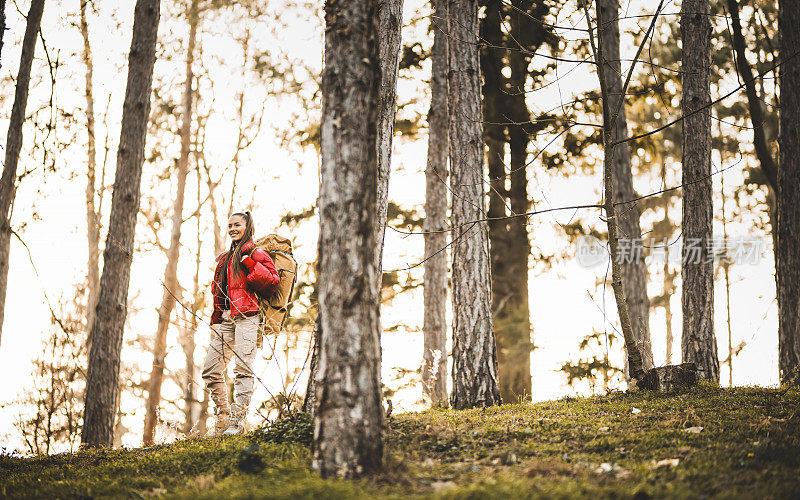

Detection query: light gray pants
xmin=201 ymin=310 xmax=259 ymax=411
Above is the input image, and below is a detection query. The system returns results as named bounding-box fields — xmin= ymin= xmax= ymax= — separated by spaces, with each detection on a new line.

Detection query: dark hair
xmin=229 ymin=210 xmax=254 ymax=277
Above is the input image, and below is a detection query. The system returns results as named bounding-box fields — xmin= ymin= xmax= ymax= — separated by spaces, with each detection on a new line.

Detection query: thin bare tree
xmin=0 ymin=0 xmax=46 ymax=345
xmin=79 ymin=0 xmax=102 ymax=343
xmin=142 ymin=0 xmax=199 ymax=446
xmin=422 ymin=0 xmax=449 ymax=407
xmin=581 ymin=0 xmax=662 ymax=384
xmin=81 ymin=0 xmax=161 ymax=449
xmin=597 ymin=0 xmax=654 ymax=374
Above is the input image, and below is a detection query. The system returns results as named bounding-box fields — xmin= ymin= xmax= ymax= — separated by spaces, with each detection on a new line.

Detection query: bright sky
xmin=0 ymin=0 xmax=780 ymax=453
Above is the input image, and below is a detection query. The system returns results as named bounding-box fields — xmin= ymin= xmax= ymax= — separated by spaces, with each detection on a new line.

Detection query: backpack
xmin=253 ymin=234 xmax=298 ymax=348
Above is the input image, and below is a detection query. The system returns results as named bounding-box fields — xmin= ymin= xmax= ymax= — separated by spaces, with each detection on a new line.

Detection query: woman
xmin=201 ymin=211 xmax=280 ymax=436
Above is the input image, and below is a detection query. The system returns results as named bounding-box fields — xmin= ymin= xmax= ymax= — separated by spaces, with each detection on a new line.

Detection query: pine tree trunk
xmin=79 ymin=0 xmax=101 ymax=345
xmin=142 ymin=0 xmax=198 ymax=446
xmin=680 ymin=0 xmax=719 ymax=383
xmin=503 ymin=1 xmax=535 ymax=401
xmin=422 ymin=0 xmax=449 ymax=407
xmin=374 ymin=0 xmax=403 ymax=281
xmin=313 ymin=0 xmax=383 ymax=478
xmin=448 ymin=0 xmax=501 ymax=409
xmin=597 ymin=0 xmax=653 ymax=374
xmin=81 ymin=0 xmax=160 ymax=449
xmin=480 ymin=1 xmax=516 ymax=402
xmin=0 ymin=0 xmax=45 ymax=345
xmin=777 ymin=0 xmax=800 ymax=385
xmin=480 ymin=0 xmax=509 ymax=300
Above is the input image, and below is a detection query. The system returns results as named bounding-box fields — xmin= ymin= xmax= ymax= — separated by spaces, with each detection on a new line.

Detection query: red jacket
xmin=211 ymin=240 xmax=280 ymax=325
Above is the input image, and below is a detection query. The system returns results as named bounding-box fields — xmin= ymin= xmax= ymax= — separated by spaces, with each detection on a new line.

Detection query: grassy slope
xmin=1 ymin=385 xmax=798 ymax=499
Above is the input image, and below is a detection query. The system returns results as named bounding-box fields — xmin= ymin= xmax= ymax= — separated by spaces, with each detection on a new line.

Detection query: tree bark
xmin=81 ymin=0 xmax=160 ymax=449
xmin=777 ymin=0 xmax=800 ymax=385
xmin=597 ymin=0 xmax=654 ymax=374
xmin=313 ymin=0 xmax=383 ymax=478
xmin=639 ymin=363 xmax=697 ymax=392
xmin=374 ymin=0 xmax=403 ymax=283
xmin=79 ymin=0 xmax=101 ymax=345
xmin=0 ymin=0 xmax=45 ymax=345
xmin=422 ymin=0 xmax=449 ymax=407
xmin=448 ymin=0 xmax=501 ymax=409
xmin=302 ymin=315 xmax=321 ymax=416
xmin=142 ymin=0 xmax=198 ymax=446
xmin=680 ymin=0 xmax=719 ymax=383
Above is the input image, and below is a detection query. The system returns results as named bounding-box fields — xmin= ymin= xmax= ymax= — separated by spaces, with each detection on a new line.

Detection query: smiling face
xmin=228 ymin=215 xmax=247 ymax=242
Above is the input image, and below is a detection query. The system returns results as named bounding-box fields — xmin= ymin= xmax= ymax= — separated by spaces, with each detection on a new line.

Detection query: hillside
xmin=2 ymin=385 xmax=799 ymax=499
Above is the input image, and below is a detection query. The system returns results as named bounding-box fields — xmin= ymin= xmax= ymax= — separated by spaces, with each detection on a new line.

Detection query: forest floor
xmin=1 ymin=384 xmax=799 ymax=498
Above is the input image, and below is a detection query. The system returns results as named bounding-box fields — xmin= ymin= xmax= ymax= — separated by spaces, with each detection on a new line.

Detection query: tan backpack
xmin=253 ymin=234 xmax=298 ymax=348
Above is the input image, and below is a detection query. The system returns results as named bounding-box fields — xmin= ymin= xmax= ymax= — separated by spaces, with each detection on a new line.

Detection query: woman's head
xmin=228 ymin=211 xmax=254 ymax=277
xmin=228 ymin=212 xmax=254 ymax=243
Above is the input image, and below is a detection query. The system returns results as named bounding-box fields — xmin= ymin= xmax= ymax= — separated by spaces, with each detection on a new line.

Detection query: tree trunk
xmin=639 ymin=363 xmax=698 ymax=392
xmin=374 ymin=0 xmax=403 ymax=282
xmin=422 ymin=0 xmax=449 ymax=407
xmin=448 ymin=0 xmax=501 ymax=409
xmin=306 ymin=0 xmax=402 ymax=419
xmin=0 ymin=0 xmax=6 ymax=71
xmin=313 ymin=0 xmax=383 ymax=478
xmin=720 ymin=160 xmax=734 ymax=387
xmin=79 ymin=0 xmax=101 ymax=345
xmin=302 ymin=315 xmax=321 ymax=416
xmin=480 ymin=1 xmax=514 ymax=403
xmin=0 ymin=0 xmax=45 ymax=345
xmin=583 ymin=0 xmax=646 ymax=383
xmin=777 ymin=0 xmax=800 ymax=385
xmin=480 ymin=0 xmax=509 ymax=300
xmin=725 ymin=0 xmax=778 ymax=192
xmin=597 ymin=0 xmax=653 ymax=374
xmin=81 ymin=0 xmax=160 ymax=449
xmin=662 ymin=166 xmax=676 ymax=366
xmin=142 ymin=0 xmax=198 ymax=446
xmin=183 ymin=163 xmax=203 ymax=434
xmin=502 ymin=1 xmax=535 ymax=401
xmin=726 ymin=0 xmax=781 ymax=302
xmin=680 ymin=0 xmax=719 ymax=383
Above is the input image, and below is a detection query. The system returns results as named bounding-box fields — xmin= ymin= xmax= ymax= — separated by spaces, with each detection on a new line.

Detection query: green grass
xmin=2 ymin=385 xmax=799 ymax=498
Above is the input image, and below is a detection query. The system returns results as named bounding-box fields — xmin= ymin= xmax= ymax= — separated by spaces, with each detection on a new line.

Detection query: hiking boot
xmin=223 ymin=403 xmax=247 ymax=436
xmin=212 ymin=407 xmax=230 ymax=437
